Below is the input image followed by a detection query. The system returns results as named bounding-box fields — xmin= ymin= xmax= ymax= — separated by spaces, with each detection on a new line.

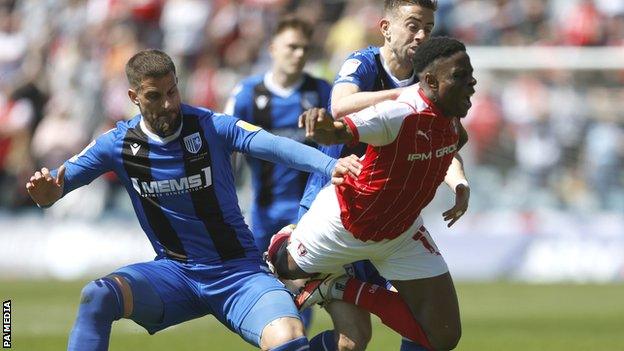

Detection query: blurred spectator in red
xmin=561 ymin=0 xmax=604 ymax=46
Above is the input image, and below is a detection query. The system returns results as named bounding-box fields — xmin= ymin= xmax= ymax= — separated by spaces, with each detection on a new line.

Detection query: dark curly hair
xmin=412 ymin=37 xmax=466 ymax=76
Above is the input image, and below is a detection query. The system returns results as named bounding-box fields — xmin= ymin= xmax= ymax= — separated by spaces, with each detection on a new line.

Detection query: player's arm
xmin=26 ymin=130 xmax=115 ymax=208
xmin=220 ymin=116 xmax=361 ymax=185
xmin=245 ymin=129 xmax=361 ymax=185
xmin=301 ymin=100 xmax=411 ymax=147
xmin=443 ymin=122 xmax=470 ymax=227
xmin=331 ymin=83 xmax=404 ymax=120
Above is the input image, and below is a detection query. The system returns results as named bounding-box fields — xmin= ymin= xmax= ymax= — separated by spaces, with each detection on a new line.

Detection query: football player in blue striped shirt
xmin=26 ymin=49 xmax=361 ymax=351
xmin=224 ymin=16 xmax=331 ymax=333
xmin=224 ymin=17 xmax=332 ymax=256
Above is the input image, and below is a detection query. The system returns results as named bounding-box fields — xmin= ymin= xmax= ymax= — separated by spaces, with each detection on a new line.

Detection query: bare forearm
xmin=444 ymin=154 xmax=468 ymax=192
xmin=332 ymin=89 xmax=402 ymax=119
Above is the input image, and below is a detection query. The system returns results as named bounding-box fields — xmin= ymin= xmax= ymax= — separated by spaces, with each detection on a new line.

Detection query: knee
xmin=336 ymin=328 xmax=371 ymax=351
xmin=78 ymin=279 xmax=121 ymax=320
xmin=260 ymin=317 xmax=305 ymax=350
xmin=335 ymin=320 xmax=371 ymax=351
xmin=427 ymin=325 xmax=461 ymax=351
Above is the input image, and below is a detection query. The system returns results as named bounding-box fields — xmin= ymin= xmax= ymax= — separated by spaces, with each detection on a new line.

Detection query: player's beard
xmin=148 ymin=111 xmax=181 ymax=137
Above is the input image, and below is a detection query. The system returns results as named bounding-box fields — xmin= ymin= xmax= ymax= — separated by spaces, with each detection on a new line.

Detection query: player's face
xmin=129 ymin=71 xmax=182 ymax=137
xmin=434 ymin=51 xmax=477 ymax=118
xmin=385 ymin=5 xmax=434 ymax=65
xmin=270 ymin=28 xmax=311 ymax=78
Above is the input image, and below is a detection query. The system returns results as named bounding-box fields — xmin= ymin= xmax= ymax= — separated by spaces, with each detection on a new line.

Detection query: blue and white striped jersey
xmin=59 ymin=104 xmax=336 ymax=263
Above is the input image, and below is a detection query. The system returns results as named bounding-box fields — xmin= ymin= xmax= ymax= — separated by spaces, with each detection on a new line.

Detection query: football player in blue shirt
xmin=282 ymin=1 xmax=470 ymax=350
xmin=224 ymin=16 xmax=331 ymax=333
xmin=224 ymin=16 xmax=332 ymax=259
xmin=26 ymin=49 xmax=361 ymax=351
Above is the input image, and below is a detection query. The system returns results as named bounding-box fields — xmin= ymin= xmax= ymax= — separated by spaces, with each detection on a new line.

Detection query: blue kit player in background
xmin=25 ymin=49 xmax=361 ymax=351
xmin=224 ymin=16 xmax=330 ymax=331
xmin=224 ymin=16 xmax=332 ymax=253
xmin=283 ymin=1 xmax=470 ymax=350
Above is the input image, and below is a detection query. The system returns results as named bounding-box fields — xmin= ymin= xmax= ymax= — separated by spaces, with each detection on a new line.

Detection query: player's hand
xmin=25 ymin=165 xmax=65 ymax=207
xmin=442 ymin=183 xmax=469 ymax=227
xmin=331 ymin=154 xmax=362 ymax=185
xmin=298 ymin=108 xmax=334 ymax=137
xmin=299 ymin=108 xmax=351 ymax=145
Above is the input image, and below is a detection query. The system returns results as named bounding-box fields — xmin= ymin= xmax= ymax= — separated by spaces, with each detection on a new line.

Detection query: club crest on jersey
xmin=183 ymin=132 xmax=202 ymax=154
xmin=301 ymin=92 xmax=319 ymax=109
xmin=255 ymin=95 xmax=269 ymax=110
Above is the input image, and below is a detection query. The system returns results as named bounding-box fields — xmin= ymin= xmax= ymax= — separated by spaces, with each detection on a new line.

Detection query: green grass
xmin=2 ymin=281 xmax=624 ymax=350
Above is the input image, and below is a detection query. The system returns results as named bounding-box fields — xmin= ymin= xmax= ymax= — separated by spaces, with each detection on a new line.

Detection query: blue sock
xmin=270 ymin=335 xmax=310 ymax=351
xmin=309 ymin=330 xmax=336 ymax=351
xmin=400 ymin=337 xmax=428 ymax=351
xmin=67 ymin=278 xmax=123 ymax=351
xmin=300 ymin=308 xmax=313 ymax=330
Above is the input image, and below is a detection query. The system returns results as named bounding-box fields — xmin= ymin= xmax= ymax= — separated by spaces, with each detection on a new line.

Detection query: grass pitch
xmin=2 ymin=281 xmax=623 ymax=350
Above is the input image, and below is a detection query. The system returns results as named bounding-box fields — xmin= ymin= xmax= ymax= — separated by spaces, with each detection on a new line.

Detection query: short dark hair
xmin=125 ymin=49 xmax=176 ymax=90
xmin=273 ymin=15 xmax=313 ymax=39
xmin=412 ymin=37 xmax=466 ymax=75
xmin=384 ymin=0 xmax=438 ymax=14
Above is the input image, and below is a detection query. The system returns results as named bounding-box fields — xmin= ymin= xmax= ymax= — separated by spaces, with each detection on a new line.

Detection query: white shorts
xmin=287 ymin=185 xmax=448 ymax=281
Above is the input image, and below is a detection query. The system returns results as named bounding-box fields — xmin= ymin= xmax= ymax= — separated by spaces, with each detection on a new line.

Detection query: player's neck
xmin=271 ymin=69 xmax=302 ymax=88
xmin=420 ymin=86 xmax=448 ymax=116
xmin=380 ymin=46 xmax=412 ymax=81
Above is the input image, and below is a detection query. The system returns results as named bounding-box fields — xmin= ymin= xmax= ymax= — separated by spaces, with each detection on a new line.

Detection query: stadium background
xmin=1 ymin=0 xmax=623 ymax=350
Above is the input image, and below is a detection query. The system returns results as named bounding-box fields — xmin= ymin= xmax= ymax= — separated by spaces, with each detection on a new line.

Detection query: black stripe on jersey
xmin=121 ymin=126 xmax=187 ymax=260
xmin=297 ymin=75 xmax=321 ymax=193
xmin=373 ymin=53 xmax=395 ymax=92
xmin=180 ymin=114 xmax=245 ymax=261
xmin=252 ymin=81 xmax=275 ymax=207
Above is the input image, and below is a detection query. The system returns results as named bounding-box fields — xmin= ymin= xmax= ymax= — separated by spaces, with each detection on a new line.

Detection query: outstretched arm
xmin=245 ymin=128 xmax=361 ymax=185
xmin=331 ymin=83 xmax=404 ymax=119
xmin=26 ymin=165 xmax=66 ymax=207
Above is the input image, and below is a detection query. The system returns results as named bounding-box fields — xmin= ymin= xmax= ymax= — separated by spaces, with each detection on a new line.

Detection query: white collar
xmin=379 ymin=54 xmax=415 ymax=87
xmin=263 ymin=71 xmax=305 ymax=98
xmin=139 ymin=116 xmax=183 ymax=144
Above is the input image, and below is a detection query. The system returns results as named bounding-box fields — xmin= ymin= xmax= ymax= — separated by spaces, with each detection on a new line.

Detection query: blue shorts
xmin=114 ymin=257 xmax=300 ymax=346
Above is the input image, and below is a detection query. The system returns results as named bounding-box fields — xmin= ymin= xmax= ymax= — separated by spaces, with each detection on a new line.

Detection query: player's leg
xmin=299 ymin=274 xmax=434 ymax=349
xmin=67 ymin=276 xmax=128 ymax=351
xmin=243 ymin=290 xmax=307 ymax=350
xmin=66 ymin=263 xmax=167 ymax=350
xmin=202 ymin=257 xmax=309 ymax=351
xmin=324 ymin=301 xmax=372 ymax=351
xmin=391 ymin=273 xmax=461 ymax=351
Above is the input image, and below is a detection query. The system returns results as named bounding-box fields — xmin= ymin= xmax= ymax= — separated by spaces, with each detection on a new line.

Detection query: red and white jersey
xmin=337 ymin=84 xmax=460 ymax=241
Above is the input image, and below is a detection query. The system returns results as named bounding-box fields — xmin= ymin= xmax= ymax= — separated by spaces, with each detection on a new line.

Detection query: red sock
xmin=342 ymin=278 xmax=433 ymax=350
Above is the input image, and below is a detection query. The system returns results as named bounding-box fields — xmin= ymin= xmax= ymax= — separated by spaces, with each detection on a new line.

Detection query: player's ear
xmin=424 ymin=72 xmax=438 ymax=92
xmin=380 ymin=18 xmax=391 ymax=41
xmin=128 ymin=89 xmax=140 ymax=106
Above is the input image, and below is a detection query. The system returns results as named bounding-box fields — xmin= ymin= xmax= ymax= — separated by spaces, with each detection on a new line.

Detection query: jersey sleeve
xmin=213 ymin=113 xmax=337 ymax=177
xmin=55 ymin=128 xmax=116 ymax=196
xmin=333 ymin=51 xmax=376 ymax=89
xmin=343 ymin=100 xmax=413 ymax=147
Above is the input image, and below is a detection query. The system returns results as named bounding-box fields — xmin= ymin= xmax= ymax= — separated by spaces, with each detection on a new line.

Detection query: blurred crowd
xmin=1 ymin=0 xmax=623 ymax=214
